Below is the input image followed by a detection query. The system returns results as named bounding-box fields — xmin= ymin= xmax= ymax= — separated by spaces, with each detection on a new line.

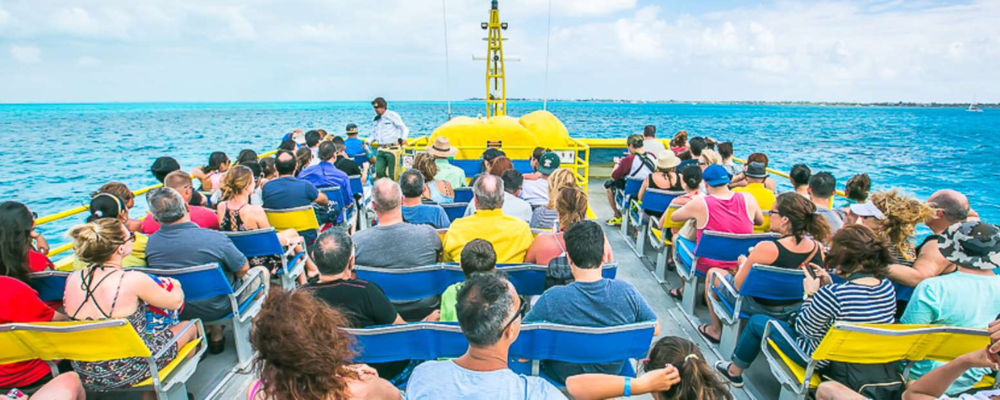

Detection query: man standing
xmin=370 ymin=97 xmax=409 ymax=179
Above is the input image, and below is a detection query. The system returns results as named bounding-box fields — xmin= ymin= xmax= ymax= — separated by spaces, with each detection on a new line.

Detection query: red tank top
xmin=696 ymin=193 xmax=753 ymax=272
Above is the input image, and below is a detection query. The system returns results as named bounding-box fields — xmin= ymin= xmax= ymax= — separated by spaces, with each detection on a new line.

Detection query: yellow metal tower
xmin=482 ymin=0 xmax=508 ymax=117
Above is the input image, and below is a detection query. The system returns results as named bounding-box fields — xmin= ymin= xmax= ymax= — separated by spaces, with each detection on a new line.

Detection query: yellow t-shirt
xmin=733 ymin=183 xmax=775 ymax=233
xmin=442 ymin=209 xmax=533 ymax=264
xmin=63 ymin=232 xmax=149 ymax=271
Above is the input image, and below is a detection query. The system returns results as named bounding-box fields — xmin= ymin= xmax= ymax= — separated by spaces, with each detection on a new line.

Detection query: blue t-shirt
xmin=523 ymin=278 xmax=657 ymax=384
xmin=261 ymin=176 xmax=320 ymax=209
xmin=402 ymin=204 xmax=451 ymax=228
xmin=901 ymin=272 xmax=1000 ymax=395
xmin=405 ymin=360 xmax=565 ymax=400
xmin=344 ymin=137 xmax=367 ymax=157
xmin=296 ymin=162 xmax=353 ymax=207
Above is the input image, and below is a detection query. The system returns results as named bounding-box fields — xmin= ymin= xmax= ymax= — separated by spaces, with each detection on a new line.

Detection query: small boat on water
xmin=967 ymin=103 xmax=984 ymax=112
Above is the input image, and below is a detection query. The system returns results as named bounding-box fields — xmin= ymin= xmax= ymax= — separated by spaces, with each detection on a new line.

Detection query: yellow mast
xmin=482 ymin=0 xmax=508 ymax=117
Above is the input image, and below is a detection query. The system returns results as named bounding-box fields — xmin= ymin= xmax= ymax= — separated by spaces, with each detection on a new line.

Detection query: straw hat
xmin=426 ymin=137 xmax=458 ymax=158
xmin=656 ymin=151 xmax=681 ymax=170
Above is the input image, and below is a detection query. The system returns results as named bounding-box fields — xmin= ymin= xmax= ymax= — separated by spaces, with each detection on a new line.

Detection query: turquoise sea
xmin=1 ymin=101 xmax=996 ymax=249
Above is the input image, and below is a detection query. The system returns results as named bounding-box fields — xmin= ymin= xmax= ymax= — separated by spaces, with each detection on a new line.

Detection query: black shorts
xmin=604 ymin=179 xmax=625 ymax=190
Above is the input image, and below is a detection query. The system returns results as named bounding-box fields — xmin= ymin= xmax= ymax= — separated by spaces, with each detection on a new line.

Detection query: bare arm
xmin=566 ymin=365 xmax=680 ymax=400
xmin=745 ymin=193 xmax=764 ymax=225
xmin=670 ymin=196 xmax=704 ymax=224
xmin=888 ymin=240 xmax=950 ymax=287
xmin=734 ymin=241 xmax=778 ymax=289
xmin=133 ymin=272 xmax=185 ymax=311
xmin=315 ymin=191 xmax=330 ymax=206
xmin=903 ymin=349 xmax=998 ymax=400
xmin=638 ymin=178 xmax=649 ymax=201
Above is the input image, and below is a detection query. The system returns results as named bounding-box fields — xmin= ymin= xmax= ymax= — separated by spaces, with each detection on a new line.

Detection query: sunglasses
xmin=500 ymin=297 xmax=529 ymax=333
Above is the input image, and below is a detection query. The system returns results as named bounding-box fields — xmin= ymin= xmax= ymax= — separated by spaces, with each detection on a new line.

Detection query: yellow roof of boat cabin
xmin=430 ymin=110 xmax=572 ymax=160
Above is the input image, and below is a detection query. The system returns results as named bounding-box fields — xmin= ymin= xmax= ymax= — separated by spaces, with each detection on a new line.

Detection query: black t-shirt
xmin=307 ymin=278 xmax=397 ymax=327
xmin=335 ymin=157 xmax=362 ymax=178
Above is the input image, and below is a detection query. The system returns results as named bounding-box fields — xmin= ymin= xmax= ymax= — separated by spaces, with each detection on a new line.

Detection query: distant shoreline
xmin=469 ymin=98 xmax=996 ymax=108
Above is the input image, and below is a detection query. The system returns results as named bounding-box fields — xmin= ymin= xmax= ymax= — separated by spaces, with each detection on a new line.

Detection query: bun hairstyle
xmin=68 ymin=218 xmax=128 ymax=265
xmin=643 ymin=336 xmax=732 ymax=400
xmin=220 ymin=165 xmax=254 ymax=201
xmin=86 ymin=193 xmax=126 ymax=223
xmin=773 ymin=192 xmax=831 ymax=243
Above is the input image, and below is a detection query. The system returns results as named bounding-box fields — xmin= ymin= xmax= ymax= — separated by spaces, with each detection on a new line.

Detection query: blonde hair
xmin=556 ymin=187 xmax=588 ymax=230
xmin=869 ymin=190 xmax=934 ymax=261
xmin=412 ymin=153 xmax=438 ymax=181
xmin=68 ymin=219 xmax=127 ymax=265
xmin=221 ymin=165 xmax=254 ymax=201
xmin=700 ymin=149 xmax=722 ymax=166
xmin=546 ymin=168 xmax=578 ymax=209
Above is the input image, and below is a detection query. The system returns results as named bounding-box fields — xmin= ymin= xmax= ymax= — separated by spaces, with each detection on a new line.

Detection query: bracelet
xmin=624 ymin=376 xmax=632 ymax=397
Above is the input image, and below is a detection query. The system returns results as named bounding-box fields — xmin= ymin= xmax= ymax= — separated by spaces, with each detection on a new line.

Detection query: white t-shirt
xmin=520 ymin=178 xmax=550 ymax=206
xmin=643 ymin=138 xmax=667 ymax=156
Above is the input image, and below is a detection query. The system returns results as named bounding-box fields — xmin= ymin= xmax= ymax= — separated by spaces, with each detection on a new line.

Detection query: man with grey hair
xmin=889 ymin=189 xmax=979 ymax=287
xmin=443 ymin=174 xmax=532 ymax=263
xmin=405 ymin=273 xmax=565 ymax=399
xmin=145 ymin=186 xmax=249 ymax=354
xmin=140 ymin=170 xmax=219 ymax=234
xmin=353 ymin=178 xmax=442 ymax=270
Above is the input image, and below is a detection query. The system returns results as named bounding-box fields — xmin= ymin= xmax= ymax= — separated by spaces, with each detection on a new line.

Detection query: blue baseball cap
xmin=703 ymin=165 xmax=731 ymax=187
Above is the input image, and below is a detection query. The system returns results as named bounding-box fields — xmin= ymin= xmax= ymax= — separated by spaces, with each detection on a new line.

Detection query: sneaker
xmin=714 ymin=361 xmax=744 ymax=388
xmin=606 ymin=216 xmax=622 ymax=226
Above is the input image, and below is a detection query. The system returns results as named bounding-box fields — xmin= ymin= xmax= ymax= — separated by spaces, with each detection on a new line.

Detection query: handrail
xmin=732 ymin=156 xmax=846 ymax=198
xmin=35 ymin=150 xmax=278 ymax=227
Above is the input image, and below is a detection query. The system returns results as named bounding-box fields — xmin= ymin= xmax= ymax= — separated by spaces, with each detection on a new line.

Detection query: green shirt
xmin=435 ymin=159 xmax=467 ymax=188
xmin=440 ymin=282 xmax=463 ymax=322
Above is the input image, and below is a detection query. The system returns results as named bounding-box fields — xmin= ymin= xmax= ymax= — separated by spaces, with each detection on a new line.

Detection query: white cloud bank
xmin=0 ymin=0 xmax=997 ymax=102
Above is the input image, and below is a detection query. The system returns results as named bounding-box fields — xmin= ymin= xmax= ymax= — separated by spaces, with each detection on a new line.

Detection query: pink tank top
xmin=696 ymin=193 xmax=753 ymax=272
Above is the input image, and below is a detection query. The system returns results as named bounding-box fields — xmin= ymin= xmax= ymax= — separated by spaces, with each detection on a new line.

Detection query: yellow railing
xmin=38 ymin=150 xmax=278 ymax=258
xmin=732 ymin=156 xmax=846 ymax=198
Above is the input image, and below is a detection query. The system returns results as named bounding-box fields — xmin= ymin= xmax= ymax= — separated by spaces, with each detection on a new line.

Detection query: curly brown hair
xmin=643 ymin=336 xmax=732 ymax=400
xmin=412 ymin=153 xmax=438 ymax=181
xmin=869 ymin=190 xmax=933 ymax=261
xmin=844 ymin=174 xmax=871 ymax=203
xmin=251 ymin=289 xmax=359 ymax=400
xmin=95 ymin=182 xmax=135 ymax=205
xmin=825 ymin=224 xmax=893 ymax=279
xmin=488 ymin=156 xmax=514 ymax=177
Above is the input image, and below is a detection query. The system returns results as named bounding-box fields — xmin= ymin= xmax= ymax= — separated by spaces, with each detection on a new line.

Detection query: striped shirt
xmin=794 ymin=278 xmax=896 ymax=356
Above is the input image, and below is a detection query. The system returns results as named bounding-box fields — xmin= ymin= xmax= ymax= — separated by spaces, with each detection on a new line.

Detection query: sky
xmin=1 ymin=0 xmax=998 ymax=103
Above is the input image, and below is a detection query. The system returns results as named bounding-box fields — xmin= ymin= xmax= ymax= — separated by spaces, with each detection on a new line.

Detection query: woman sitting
xmin=70 ymin=193 xmax=148 ymax=269
xmin=638 ymin=152 xmax=682 ymax=219
xmin=413 ymin=152 xmax=454 ymax=204
xmin=715 ymin=225 xmax=896 ymax=387
xmin=247 ymin=289 xmax=399 ymax=400
xmin=95 ymin=181 xmax=144 ymax=232
xmin=659 ymin=166 xmax=703 ymax=238
xmin=294 ymin=147 xmax=313 ymax=176
xmin=63 ymin=218 xmax=197 ymax=391
xmin=0 ymin=202 xmax=70 ymax=392
xmin=216 ymin=165 xmax=318 ymax=283
xmin=669 ymin=130 xmax=688 ymax=155
xmin=525 ymin=187 xmax=613 ymax=266
xmin=700 ymin=193 xmax=829 ymax=343
xmin=530 ymin=168 xmax=578 ymax=229
xmin=0 ymin=201 xmax=53 ymax=276
xmin=868 ymin=190 xmax=933 ymax=267
xmin=192 ymin=151 xmax=230 ymax=192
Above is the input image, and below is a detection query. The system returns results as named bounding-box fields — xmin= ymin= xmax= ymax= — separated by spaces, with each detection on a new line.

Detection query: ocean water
xmin=1 ymin=101 xmax=997 ymax=250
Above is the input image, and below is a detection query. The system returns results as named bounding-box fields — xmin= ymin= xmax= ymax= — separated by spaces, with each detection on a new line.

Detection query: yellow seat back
xmin=265 ymin=206 xmax=319 ymax=232
xmin=0 ymin=320 xmax=150 ymax=364
xmin=661 ymin=206 xmax=685 ymax=230
xmin=812 ymin=323 xmax=989 ymax=365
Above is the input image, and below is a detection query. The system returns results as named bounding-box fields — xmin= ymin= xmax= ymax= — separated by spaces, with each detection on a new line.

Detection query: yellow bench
xmin=762 ymin=321 xmax=993 ymax=399
xmin=0 ymin=319 xmax=205 ymax=399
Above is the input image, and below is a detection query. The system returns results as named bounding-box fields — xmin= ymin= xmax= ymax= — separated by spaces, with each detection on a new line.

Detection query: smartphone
xmin=804 ymin=264 xmax=818 ymax=279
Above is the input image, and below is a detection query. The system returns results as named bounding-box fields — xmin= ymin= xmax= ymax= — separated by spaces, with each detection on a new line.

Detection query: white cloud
xmin=0 ymin=8 xmax=9 ymax=25
xmin=76 ymin=56 xmax=100 ymax=67
xmin=10 ymin=45 xmax=41 ymax=64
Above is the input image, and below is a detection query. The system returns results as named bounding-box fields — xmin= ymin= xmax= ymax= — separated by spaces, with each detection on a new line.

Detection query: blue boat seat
xmin=441 ymin=202 xmax=469 ymax=222
xmin=453 ymin=187 xmax=473 ymax=203
xmin=709 ymin=264 xmax=805 ymax=358
xmin=674 ymin=230 xmax=779 ymax=314
xmin=224 ymin=228 xmax=306 ymax=290
xmin=28 ymin=270 xmax=71 ymax=302
xmin=627 ymin=189 xmax=683 ymax=257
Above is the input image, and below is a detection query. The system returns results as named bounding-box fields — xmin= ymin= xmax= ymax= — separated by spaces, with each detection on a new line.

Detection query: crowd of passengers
xmin=2 ymin=115 xmax=1000 ymax=399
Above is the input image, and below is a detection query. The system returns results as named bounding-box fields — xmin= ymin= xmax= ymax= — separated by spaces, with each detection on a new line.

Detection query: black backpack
xmin=820 ymin=361 xmax=905 ymax=400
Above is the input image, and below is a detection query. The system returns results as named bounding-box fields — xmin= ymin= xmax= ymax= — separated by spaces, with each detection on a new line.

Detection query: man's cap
xmin=538 ymin=152 xmax=561 ymax=175
xmin=345 ymin=123 xmax=358 ymax=134
xmin=703 ymin=165 xmax=731 ymax=187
